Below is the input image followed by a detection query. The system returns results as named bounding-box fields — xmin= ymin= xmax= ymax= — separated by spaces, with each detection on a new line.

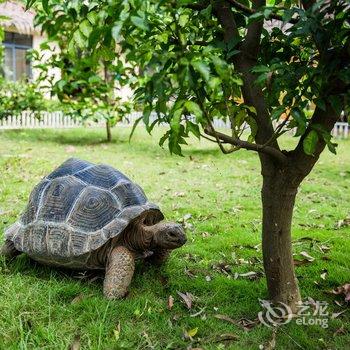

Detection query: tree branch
xmin=241 ymin=0 xmax=265 ymax=58
xmin=184 ymin=1 xmax=210 ymax=11
xmin=214 ymin=0 xmax=280 ymax=153
xmin=291 ymin=104 xmax=339 ymax=179
xmin=227 ymin=0 xmax=298 ymax=24
xmin=205 ymin=126 xmax=288 ymax=163
xmin=213 ymin=0 xmax=240 ymax=43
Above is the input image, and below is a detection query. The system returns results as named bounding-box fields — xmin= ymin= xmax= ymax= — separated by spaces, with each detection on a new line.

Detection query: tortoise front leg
xmin=145 ymin=249 xmax=170 ymax=266
xmin=103 ymin=246 xmax=135 ymax=299
xmin=0 ymin=240 xmax=21 ymax=260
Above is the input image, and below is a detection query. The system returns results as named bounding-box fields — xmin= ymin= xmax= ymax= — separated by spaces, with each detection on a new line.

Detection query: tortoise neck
xmin=123 ymin=221 xmax=153 ymax=252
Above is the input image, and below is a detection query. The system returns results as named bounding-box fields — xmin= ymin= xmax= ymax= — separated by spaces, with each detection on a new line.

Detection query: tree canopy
xmin=28 ymin=0 xmax=350 ymax=309
xmin=30 ymin=0 xmax=349 ymax=156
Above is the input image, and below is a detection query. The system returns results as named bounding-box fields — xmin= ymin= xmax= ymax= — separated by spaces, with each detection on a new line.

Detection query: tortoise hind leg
xmin=0 ymin=240 xmax=21 ymax=260
xmin=103 ymin=246 xmax=135 ymax=299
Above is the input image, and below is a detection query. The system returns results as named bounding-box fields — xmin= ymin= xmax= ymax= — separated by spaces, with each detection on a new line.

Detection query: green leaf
xmin=246 ymin=116 xmax=258 ymax=141
xmin=170 ymin=107 xmax=183 ymax=134
xmin=42 ymin=0 xmax=49 ymax=14
xmin=291 ymin=108 xmax=306 ymax=125
xmin=179 ymin=14 xmax=189 ymax=27
xmin=88 ymin=75 xmax=102 ymax=84
xmin=303 ymin=130 xmax=319 ymax=155
xmin=129 ymin=116 xmax=143 ymax=142
xmin=87 ymin=11 xmax=98 ymax=25
xmin=79 ymin=20 xmax=92 ymax=37
xmin=26 ymin=0 xmax=37 ymax=10
xmin=329 ymin=95 xmax=343 ymax=115
xmin=184 ymin=101 xmax=203 ymax=121
xmin=271 ymin=106 xmax=285 ymax=120
xmin=186 ymin=121 xmax=200 ymax=139
xmin=143 ymin=105 xmax=152 ymax=131
xmin=112 ymin=23 xmax=122 ymax=41
xmin=192 ymin=61 xmax=210 ymax=81
xmin=327 ymin=141 xmax=338 ymax=155
xmin=73 ymin=29 xmax=86 ymax=48
xmin=159 ymin=130 xmax=170 ymax=147
xmin=130 ymin=16 xmax=149 ymax=31
xmin=314 ymin=98 xmax=326 ymax=111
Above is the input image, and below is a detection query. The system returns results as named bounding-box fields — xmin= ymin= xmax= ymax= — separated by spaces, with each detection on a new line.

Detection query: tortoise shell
xmin=5 ymin=158 xmax=163 ymax=268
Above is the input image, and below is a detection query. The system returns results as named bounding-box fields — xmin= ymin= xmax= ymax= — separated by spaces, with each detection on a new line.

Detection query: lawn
xmin=0 ymin=127 xmax=349 ymax=350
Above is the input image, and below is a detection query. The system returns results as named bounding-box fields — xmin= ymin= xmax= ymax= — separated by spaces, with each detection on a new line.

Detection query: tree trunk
xmin=261 ymin=171 xmax=301 ymax=312
xmin=106 ymin=120 xmax=112 ymax=142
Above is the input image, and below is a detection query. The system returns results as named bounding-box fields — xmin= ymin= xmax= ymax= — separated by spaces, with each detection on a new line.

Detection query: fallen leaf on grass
xmin=293 ymin=258 xmax=312 ymax=266
xmin=177 ymin=291 xmax=195 ymax=309
xmin=332 ymin=283 xmax=350 ymax=302
xmin=69 ymin=335 xmax=81 ymax=350
xmin=71 ymin=294 xmax=85 ymax=304
xmin=183 ymin=327 xmax=198 ymax=340
xmin=336 ymin=217 xmax=350 ymax=229
xmin=184 ymin=268 xmax=197 ymax=278
xmin=318 ymin=244 xmax=331 ymax=253
xmin=174 ymin=191 xmax=186 ymax=197
xmin=114 ymin=322 xmax=121 ymax=341
xmin=234 ymin=271 xmax=262 ymax=280
xmin=237 ymin=317 xmax=260 ymax=331
xmin=331 ymin=310 xmax=347 ymax=319
xmin=300 ymin=251 xmax=315 ymax=262
xmin=334 ymin=300 xmax=344 ymax=307
xmin=184 ymin=253 xmax=200 ymax=263
xmin=333 ymin=325 xmax=347 ymax=336
xmin=167 ymin=295 xmax=174 ymax=310
xmin=190 ymin=308 xmax=206 ymax=318
xmin=320 ymin=270 xmax=328 ymax=280
xmin=214 ymin=314 xmax=236 ymax=326
xmin=183 ymin=213 xmax=192 ymax=221
xmin=212 ymin=263 xmax=231 ymax=276
xmin=259 ymin=328 xmax=277 ymax=350
xmin=233 ymin=244 xmax=260 ymax=252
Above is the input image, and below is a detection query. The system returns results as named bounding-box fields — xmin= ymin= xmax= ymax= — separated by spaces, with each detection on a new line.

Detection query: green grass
xmin=0 ymin=127 xmax=349 ymax=350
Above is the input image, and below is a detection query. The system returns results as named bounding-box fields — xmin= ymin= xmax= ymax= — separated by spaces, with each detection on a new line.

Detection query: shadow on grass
xmin=1 ymin=127 xmax=224 ymax=159
xmin=2 ymin=253 xmax=166 ymax=289
xmin=1 ymin=128 xmax=128 ymax=146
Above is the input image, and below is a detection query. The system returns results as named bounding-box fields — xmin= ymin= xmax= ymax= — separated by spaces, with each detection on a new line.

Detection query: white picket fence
xmin=0 ymin=110 xmax=349 ymax=138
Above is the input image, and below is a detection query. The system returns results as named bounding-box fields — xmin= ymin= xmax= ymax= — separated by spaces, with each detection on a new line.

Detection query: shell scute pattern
xmin=46 ymin=223 xmax=71 ymax=258
xmin=69 ymin=230 xmax=89 ymax=256
xmin=74 ymin=164 xmax=129 ymax=189
xmin=47 ymin=158 xmax=93 ymax=179
xmin=37 ymin=176 xmax=85 ymax=222
xmin=67 ymin=187 xmax=121 ymax=232
xmin=111 ymin=181 xmax=147 ymax=209
xmin=21 ymin=179 xmax=50 ymax=225
xmin=13 ymin=229 xmax=24 ymax=251
xmin=5 ymin=158 xmax=164 ymax=265
xmin=26 ymin=223 xmax=47 ymax=256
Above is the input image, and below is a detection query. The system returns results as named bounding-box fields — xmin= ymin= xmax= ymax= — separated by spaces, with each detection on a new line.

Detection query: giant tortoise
xmin=1 ymin=158 xmax=187 ymax=299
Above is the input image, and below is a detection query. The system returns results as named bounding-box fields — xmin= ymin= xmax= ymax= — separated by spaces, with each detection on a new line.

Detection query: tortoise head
xmin=148 ymin=222 xmax=187 ymax=250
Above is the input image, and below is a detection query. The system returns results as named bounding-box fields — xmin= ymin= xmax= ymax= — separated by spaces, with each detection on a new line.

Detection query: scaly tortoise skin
xmin=1 ymin=158 xmax=187 ymax=299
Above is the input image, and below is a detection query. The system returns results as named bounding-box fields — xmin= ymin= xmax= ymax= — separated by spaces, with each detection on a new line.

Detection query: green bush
xmin=0 ymin=78 xmax=46 ymax=119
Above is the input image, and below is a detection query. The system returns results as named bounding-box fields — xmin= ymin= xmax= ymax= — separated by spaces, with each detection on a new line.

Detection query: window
xmin=3 ymin=32 xmax=33 ymax=81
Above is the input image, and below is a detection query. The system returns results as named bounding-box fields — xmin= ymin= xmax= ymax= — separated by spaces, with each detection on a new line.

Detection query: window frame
xmin=3 ymin=39 xmax=33 ymax=81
